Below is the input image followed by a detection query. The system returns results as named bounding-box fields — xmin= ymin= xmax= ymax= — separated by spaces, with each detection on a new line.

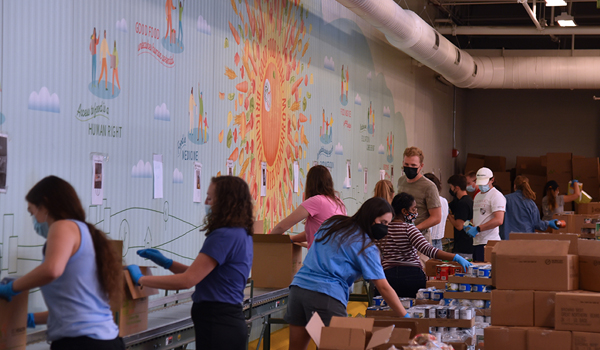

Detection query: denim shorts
xmin=284 ymin=285 xmax=347 ymax=326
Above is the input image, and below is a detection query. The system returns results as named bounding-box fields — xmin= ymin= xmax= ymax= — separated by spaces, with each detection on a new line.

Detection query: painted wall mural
xmin=0 ymin=0 xmax=408 ymax=309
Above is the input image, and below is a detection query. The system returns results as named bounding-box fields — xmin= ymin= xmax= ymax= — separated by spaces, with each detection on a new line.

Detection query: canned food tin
xmin=485 ymin=316 xmax=492 ymax=324
xmin=373 ymin=296 xmax=386 ymax=306
xmin=447 ymin=307 xmax=460 ymax=319
xmin=485 ymin=300 xmax=492 ymax=309
xmin=432 ymin=290 xmax=444 ymax=301
xmin=475 ymin=316 xmax=485 ymax=323
xmin=401 ymin=298 xmax=414 ymax=309
xmin=447 ymin=283 xmax=459 ymax=291
xmin=472 ymin=300 xmax=486 ymax=308
xmin=471 ymin=266 xmax=479 ymax=277
xmin=459 ymin=284 xmax=472 ymax=292
xmin=422 ymin=290 xmax=432 ymax=300
xmin=478 ymin=268 xmax=491 ymax=278
xmin=460 ymin=307 xmax=474 ymax=319
xmin=436 ymin=307 xmax=448 ymax=319
xmin=472 ymin=284 xmax=486 ymax=293
xmin=412 ymin=309 xmax=425 ymax=318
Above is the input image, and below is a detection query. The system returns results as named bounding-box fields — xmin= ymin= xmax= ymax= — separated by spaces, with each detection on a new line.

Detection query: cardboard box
xmin=509 ymin=233 xmax=579 ymax=254
xmin=252 ymin=234 xmax=302 ymax=288
xmin=426 ymin=280 xmax=448 ymax=289
xmin=114 ymin=267 xmax=159 ymax=336
xmin=365 ymin=310 xmax=430 ymax=338
xmin=547 ymin=153 xmax=573 ymax=190
xmin=444 ymin=291 xmax=491 ymax=300
xmin=516 ymin=156 xmax=547 ymax=177
xmin=575 ymin=202 xmax=600 ymax=215
xmin=527 ymin=328 xmax=572 ymax=350
xmin=552 ymin=214 xmax=600 ymax=235
xmin=493 ymin=171 xmax=511 ymax=195
xmin=306 ymin=313 xmax=394 ymax=350
xmin=491 ymin=290 xmax=534 ymax=327
xmin=484 ymin=240 xmax=500 ymax=263
xmin=465 ymin=154 xmax=486 ymax=174
xmin=572 ymin=331 xmax=600 ymax=350
xmin=484 ymin=326 xmax=528 ymax=350
xmin=448 ymin=275 xmax=493 ymax=286
xmin=572 ymin=157 xmax=600 ymax=201
xmin=485 ymin=156 xmax=507 ymax=173
xmin=0 ymin=278 xmax=27 ymax=350
xmin=555 ymin=292 xmax=600 ymax=333
xmin=371 ymin=327 xmax=411 ymax=350
xmin=578 ymin=240 xmax=600 ymax=292
xmin=534 ymin=291 xmax=558 ymax=328
xmin=493 ymin=240 xmax=578 ymax=291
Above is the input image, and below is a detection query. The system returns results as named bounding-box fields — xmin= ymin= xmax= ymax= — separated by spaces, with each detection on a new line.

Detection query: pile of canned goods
xmin=416 ymin=288 xmax=445 ymax=301
xmin=446 ymin=283 xmax=491 ymax=293
xmin=369 ymin=296 xmax=415 ymax=309
xmin=440 ymin=298 xmax=491 ymax=309
xmin=407 ymin=305 xmax=475 ymax=320
xmin=461 ymin=264 xmax=492 ymax=278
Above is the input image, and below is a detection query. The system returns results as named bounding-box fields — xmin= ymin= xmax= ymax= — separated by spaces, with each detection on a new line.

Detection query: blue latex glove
xmin=464 ymin=225 xmax=478 ymax=238
xmin=127 ymin=265 xmax=144 ymax=285
xmin=0 ymin=280 xmax=20 ymax=302
xmin=137 ymin=249 xmax=173 ymax=269
xmin=453 ymin=254 xmax=472 ymax=272
xmin=548 ymin=219 xmax=560 ymax=230
xmin=572 ymin=179 xmax=579 ymax=184
xmin=27 ymin=313 xmax=36 ymax=328
xmin=403 ymin=313 xmax=411 ymax=318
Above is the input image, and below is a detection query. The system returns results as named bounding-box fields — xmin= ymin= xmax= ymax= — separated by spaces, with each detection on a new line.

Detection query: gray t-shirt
xmin=542 ymin=195 xmax=565 ymax=221
xmin=397 ymin=175 xmax=441 ymax=227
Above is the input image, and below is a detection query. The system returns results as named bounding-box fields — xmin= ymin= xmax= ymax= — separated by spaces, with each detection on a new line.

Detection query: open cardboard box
xmin=306 ymin=313 xmax=395 ymax=350
xmin=509 ymin=233 xmax=579 ymax=254
xmin=577 ymin=239 xmax=600 ymax=292
xmin=114 ymin=266 xmax=159 ymax=336
xmin=0 ymin=277 xmax=28 ymax=350
xmin=492 ymin=240 xmax=578 ymax=291
xmin=252 ymin=233 xmax=303 ymax=289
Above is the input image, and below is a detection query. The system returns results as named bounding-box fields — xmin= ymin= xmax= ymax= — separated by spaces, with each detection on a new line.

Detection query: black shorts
xmin=284 ymin=285 xmax=347 ymax=327
xmin=50 ymin=336 xmax=125 ymax=350
xmin=191 ymin=301 xmax=247 ymax=350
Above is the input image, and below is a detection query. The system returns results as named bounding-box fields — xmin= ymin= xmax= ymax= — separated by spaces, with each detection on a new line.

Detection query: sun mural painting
xmin=224 ymin=0 xmax=312 ymax=231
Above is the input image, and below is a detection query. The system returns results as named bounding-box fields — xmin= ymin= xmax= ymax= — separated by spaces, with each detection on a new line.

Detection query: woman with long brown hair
xmin=128 ymin=176 xmax=253 ymax=350
xmin=269 ymin=165 xmax=346 ymax=248
xmin=373 ymin=179 xmax=394 ymax=203
xmin=542 ymin=179 xmax=581 ymax=221
xmin=285 ymin=197 xmax=409 ymax=350
xmin=0 ymin=176 xmax=124 ymax=350
xmin=501 ymin=175 xmax=560 ymax=239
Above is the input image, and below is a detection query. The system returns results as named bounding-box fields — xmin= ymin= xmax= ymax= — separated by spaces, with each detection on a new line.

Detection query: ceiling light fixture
xmin=545 ymin=0 xmax=567 ymax=7
xmin=556 ymin=12 xmax=577 ymax=27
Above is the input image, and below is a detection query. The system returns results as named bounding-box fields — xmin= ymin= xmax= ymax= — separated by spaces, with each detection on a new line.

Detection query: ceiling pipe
xmin=335 ymin=0 xmax=600 ymax=89
xmin=436 ymin=26 xmax=600 ymax=35
xmin=519 ymin=0 xmax=543 ymax=31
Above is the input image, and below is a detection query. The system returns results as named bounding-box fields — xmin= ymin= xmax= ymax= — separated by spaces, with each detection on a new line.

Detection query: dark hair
xmin=543 ymin=180 xmax=560 ymax=211
xmin=202 ymin=176 xmax=254 ymax=236
xmin=315 ymin=197 xmax=393 ymax=255
xmin=25 ymin=176 xmax=123 ymax=306
xmin=305 ymin=165 xmax=344 ymax=210
xmin=466 ymin=171 xmax=477 ymax=179
xmin=391 ymin=192 xmax=415 ymax=219
xmin=424 ymin=173 xmax=441 ymax=192
xmin=448 ymin=174 xmax=467 ymax=191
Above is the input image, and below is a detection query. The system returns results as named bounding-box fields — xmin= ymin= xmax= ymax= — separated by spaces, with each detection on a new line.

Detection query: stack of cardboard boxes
xmin=485 ymin=238 xmax=600 ymax=350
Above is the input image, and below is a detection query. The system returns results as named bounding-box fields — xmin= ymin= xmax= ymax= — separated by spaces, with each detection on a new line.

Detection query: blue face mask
xmin=32 ymin=216 xmax=49 ymax=239
xmin=205 ymin=204 xmax=212 ymax=216
xmin=466 ymin=185 xmax=476 ymax=192
xmin=479 ymin=184 xmax=490 ymax=193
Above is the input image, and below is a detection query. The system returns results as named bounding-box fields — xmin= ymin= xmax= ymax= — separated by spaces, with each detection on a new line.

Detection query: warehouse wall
xmin=463 ymin=89 xmax=600 ymax=170
xmin=0 ymin=0 xmax=457 ymax=314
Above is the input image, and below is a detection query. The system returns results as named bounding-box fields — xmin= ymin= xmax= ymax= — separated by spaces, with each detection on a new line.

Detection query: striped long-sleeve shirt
xmin=376 ymin=221 xmax=439 ymax=270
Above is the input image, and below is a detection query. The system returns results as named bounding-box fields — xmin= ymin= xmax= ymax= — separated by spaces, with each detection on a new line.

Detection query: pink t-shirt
xmin=300 ymin=195 xmax=347 ymax=248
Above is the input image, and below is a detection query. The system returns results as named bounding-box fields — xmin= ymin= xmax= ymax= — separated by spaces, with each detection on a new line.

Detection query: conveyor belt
xmin=26 ymin=287 xmax=289 ymax=350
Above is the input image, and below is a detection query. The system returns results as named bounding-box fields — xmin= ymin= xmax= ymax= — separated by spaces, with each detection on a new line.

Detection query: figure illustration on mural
xmin=386 ymin=131 xmax=394 ymax=163
xmin=340 ymin=65 xmax=349 ymax=105
xmin=187 ymin=87 xmax=209 ymax=145
xmin=162 ymin=0 xmax=184 ymax=53
xmin=367 ymin=101 xmax=375 ymax=135
xmin=319 ymin=109 xmax=333 ymax=144
xmin=89 ymin=29 xmax=121 ymax=99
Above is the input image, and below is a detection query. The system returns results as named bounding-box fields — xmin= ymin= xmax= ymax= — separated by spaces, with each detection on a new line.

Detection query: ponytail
xmin=87 ymin=223 xmax=124 ymax=308
xmin=547 ymin=190 xmax=557 ymax=211
xmin=514 ymin=175 xmax=536 ymax=201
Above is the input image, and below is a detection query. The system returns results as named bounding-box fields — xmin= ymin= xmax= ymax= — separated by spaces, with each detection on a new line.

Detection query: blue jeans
xmin=432 ymin=239 xmax=443 ymax=250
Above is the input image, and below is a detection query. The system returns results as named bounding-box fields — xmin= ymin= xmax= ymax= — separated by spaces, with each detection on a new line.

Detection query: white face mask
xmin=205 ymin=204 xmax=212 ymax=216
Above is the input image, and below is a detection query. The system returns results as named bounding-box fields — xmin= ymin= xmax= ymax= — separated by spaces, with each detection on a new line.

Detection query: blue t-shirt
xmin=192 ymin=227 xmax=253 ymax=305
xmin=291 ymin=227 xmax=386 ymax=306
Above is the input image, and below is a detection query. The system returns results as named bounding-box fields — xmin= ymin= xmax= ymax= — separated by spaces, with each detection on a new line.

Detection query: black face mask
xmin=371 ymin=223 xmax=388 ymax=240
xmin=403 ymin=166 xmax=419 ymax=180
xmin=449 ymin=189 xmax=456 ymax=197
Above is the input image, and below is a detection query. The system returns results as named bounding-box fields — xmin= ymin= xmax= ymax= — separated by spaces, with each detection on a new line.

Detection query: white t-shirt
xmin=473 ymin=187 xmax=506 ymax=245
xmin=430 ymin=196 xmax=448 ymax=240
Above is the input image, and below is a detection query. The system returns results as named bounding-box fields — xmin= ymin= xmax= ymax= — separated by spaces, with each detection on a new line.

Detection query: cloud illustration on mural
xmin=116 ymin=18 xmax=128 ymax=33
xmin=354 ymin=93 xmax=362 ymax=105
xmin=197 ymin=15 xmax=211 ymax=35
xmin=383 ymin=106 xmax=391 ymax=118
xmin=131 ymin=160 xmax=153 ymax=178
xmin=334 ymin=142 xmax=344 ymax=155
xmin=378 ymin=145 xmax=385 ymax=154
xmin=173 ymin=168 xmax=183 ymax=183
xmin=154 ymin=103 xmax=170 ymax=121
xmin=367 ymin=71 xmax=372 ymax=80
xmin=324 ymin=56 xmax=335 ymax=71
xmin=28 ymin=87 xmax=60 ymax=113
xmin=358 ymin=162 xmax=363 ymax=172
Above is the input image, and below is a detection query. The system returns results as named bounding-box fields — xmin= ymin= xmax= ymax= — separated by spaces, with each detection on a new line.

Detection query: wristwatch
xmin=476 ymin=226 xmax=481 ymax=232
